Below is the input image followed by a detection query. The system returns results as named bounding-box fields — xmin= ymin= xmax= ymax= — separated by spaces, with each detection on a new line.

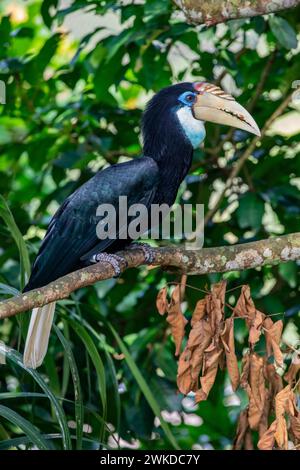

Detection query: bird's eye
xmin=178 ymin=92 xmax=196 ymax=106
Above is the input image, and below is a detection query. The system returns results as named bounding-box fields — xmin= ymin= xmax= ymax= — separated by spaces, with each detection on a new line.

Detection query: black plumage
xmin=24 ymin=83 xmax=195 ymax=292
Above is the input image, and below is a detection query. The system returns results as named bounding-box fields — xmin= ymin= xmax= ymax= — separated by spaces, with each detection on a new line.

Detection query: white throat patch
xmin=176 ymin=107 xmax=206 ymax=149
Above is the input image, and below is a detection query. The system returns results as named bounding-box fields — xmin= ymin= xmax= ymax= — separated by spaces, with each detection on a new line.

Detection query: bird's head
xmin=142 ymin=82 xmax=260 ymax=157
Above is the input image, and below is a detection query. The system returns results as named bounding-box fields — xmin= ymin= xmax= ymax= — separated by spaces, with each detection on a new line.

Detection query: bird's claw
xmin=91 ymin=253 xmax=128 ymax=277
xmin=128 ymin=242 xmax=156 ymax=265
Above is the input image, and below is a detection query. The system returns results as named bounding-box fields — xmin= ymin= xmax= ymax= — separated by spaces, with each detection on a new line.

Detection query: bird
xmin=23 ymin=81 xmax=260 ymax=368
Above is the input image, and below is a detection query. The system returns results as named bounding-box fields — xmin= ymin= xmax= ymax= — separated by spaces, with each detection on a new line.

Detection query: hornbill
xmin=23 ymin=81 xmax=260 ymax=368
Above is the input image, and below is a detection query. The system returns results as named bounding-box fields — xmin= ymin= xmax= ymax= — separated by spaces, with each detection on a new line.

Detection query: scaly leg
xmin=127 ymin=242 xmax=156 ymax=264
xmin=90 ymin=253 xmax=127 ymax=277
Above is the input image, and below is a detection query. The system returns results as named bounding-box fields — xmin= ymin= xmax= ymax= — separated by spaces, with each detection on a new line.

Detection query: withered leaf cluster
xmin=156 ymin=280 xmax=300 ymax=450
xmin=177 ymin=281 xmax=240 ymax=402
xmin=234 ymin=286 xmax=284 ymax=367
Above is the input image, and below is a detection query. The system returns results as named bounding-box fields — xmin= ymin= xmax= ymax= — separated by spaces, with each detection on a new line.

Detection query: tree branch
xmin=174 ymin=0 xmax=300 ymax=26
xmin=0 ymin=233 xmax=299 ymax=320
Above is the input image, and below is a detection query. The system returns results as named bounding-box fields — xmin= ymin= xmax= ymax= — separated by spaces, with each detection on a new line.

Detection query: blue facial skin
xmin=176 ymin=91 xmax=206 ymax=149
xmin=178 ymin=91 xmax=197 ymax=107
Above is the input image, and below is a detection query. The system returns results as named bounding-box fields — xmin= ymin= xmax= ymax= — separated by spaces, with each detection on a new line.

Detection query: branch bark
xmin=174 ymin=0 xmax=300 ymax=26
xmin=0 ymin=233 xmax=299 ymax=320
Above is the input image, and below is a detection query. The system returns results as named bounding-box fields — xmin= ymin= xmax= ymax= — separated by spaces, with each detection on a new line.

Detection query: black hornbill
xmin=23 ymin=81 xmax=260 ymax=368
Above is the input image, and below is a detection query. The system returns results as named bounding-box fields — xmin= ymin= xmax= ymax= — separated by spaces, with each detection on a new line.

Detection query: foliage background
xmin=0 ymin=0 xmax=299 ymax=450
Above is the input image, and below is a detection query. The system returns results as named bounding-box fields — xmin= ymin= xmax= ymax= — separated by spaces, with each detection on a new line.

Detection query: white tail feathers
xmin=23 ymin=302 xmax=56 ymax=369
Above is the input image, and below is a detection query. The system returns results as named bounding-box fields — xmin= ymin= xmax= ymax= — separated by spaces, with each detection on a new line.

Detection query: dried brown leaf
xmin=248 ymin=353 xmax=266 ymax=430
xmin=206 ymin=281 xmax=226 ymax=335
xmin=195 ymin=347 xmax=223 ymax=403
xmin=156 ymin=287 xmax=168 ymax=315
xmin=189 ymin=319 xmax=213 ymax=380
xmin=218 ymin=350 xmax=226 ymax=371
xmin=264 ymin=318 xmax=284 ymax=367
xmin=240 ymin=352 xmax=251 ymax=390
xmin=244 ymin=430 xmax=254 ymax=450
xmin=211 ymin=281 xmax=227 ymax=308
xmin=191 ymin=299 xmax=206 ymax=325
xmin=275 ymin=385 xmax=293 ymax=418
xmin=166 ymin=285 xmax=188 ymax=356
xmin=265 ymin=363 xmax=283 ymax=397
xmin=287 ymin=394 xmax=297 ymax=417
xmin=258 ymin=390 xmax=272 ymax=438
xmin=233 ymin=409 xmax=248 ymax=450
xmin=274 ymin=415 xmax=288 ymax=450
xmin=290 ymin=415 xmax=300 ymax=441
xmin=177 ymin=347 xmax=193 ymax=395
xmin=221 ymin=317 xmax=240 ymax=391
xmin=257 ymin=420 xmax=277 ymax=450
xmin=170 ymin=283 xmax=180 ymax=304
xmin=233 ymin=285 xmax=256 ymax=323
xmin=176 ymin=318 xmax=213 ymax=394
xmin=195 ymin=389 xmax=207 ymax=402
xmin=284 ymin=355 xmax=300 ymax=384
xmin=248 ymin=310 xmax=265 ymax=346
xmin=263 ymin=317 xmax=274 ymax=356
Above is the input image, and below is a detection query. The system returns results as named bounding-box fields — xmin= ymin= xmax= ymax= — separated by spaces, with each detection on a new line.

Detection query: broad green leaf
xmin=0 ymin=405 xmax=49 ymax=450
xmin=41 ymin=0 xmax=59 ymax=28
xmin=269 ymin=16 xmax=298 ymax=49
xmin=236 ymin=193 xmax=264 ymax=231
xmin=279 ymin=261 xmax=297 ymax=288
xmin=0 ymin=117 xmax=27 ymax=145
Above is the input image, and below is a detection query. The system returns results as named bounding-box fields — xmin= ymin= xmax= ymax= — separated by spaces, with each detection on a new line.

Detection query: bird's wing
xmin=26 ymin=157 xmax=159 ymax=290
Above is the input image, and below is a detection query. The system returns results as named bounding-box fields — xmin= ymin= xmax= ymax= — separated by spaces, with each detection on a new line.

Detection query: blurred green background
xmin=0 ymin=0 xmax=299 ymax=450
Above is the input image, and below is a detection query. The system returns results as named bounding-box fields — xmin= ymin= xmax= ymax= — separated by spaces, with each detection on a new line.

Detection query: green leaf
xmin=24 ymin=33 xmax=61 ymax=83
xmin=11 ymin=27 xmax=34 ymax=38
xmin=0 ymin=117 xmax=27 ymax=145
xmin=0 ymin=345 xmax=72 ymax=450
xmin=0 ymin=392 xmax=46 ymax=400
xmin=236 ymin=193 xmax=264 ymax=231
xmin=67 ymin=318 xmax=107 ymax=440
xmin=269 ymin=16 xmax=298 ymax=49
xmin=0 ymin=16 xmax=11 ymax=48
xmin=61 ymin=319 xmax=71 ymax=398
xmin=104 ymin=349 xmax=121 ymax=434
xmin=0 ymin=405 xmax=49 ymax=450
xmin=0 ymin=195 xmax=30 ymax=289
xmin=0 ymin=282 xmax=20 ymax=296
xmin=279 ymin=261 xmax=297 ymax=288
xmin=54 ymin=325 xmax=84 ymax=450
xmin=109 ymin=323 xmax=180 ymax=450
xmin=144 ymin=0 xmax=171 ymax=19
xmin=41 ymin=0 xmax=59 ymax=28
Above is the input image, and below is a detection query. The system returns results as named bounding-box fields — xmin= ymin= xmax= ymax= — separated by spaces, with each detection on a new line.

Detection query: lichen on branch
xmin=174 ymin=0 xmax=300 ymax=26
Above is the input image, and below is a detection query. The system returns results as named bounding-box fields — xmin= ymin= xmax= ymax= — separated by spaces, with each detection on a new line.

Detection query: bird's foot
xmin=90 ymin=253 xmax=127 ymax=277
xmin=127 ymin=242 xmax=156 ymax=264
